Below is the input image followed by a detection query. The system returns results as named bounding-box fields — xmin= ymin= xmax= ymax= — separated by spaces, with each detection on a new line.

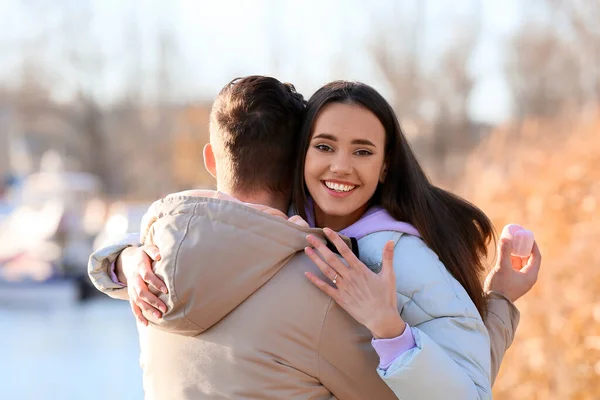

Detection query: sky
xmin=0 ymin=0 xmax=524 ymax=123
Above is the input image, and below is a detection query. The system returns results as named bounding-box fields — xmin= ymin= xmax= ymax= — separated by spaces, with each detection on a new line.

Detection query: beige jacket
xmin=88 ymin=196 xmax=520 ymax=399
xmin=94 ymin=195 xmax=398 ymax=399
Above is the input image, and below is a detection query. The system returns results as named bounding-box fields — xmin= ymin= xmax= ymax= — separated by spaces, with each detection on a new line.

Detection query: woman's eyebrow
xmin=313 ymin=134 xmax=376 ymax=147
xmin=351 ymin=139 xmax=376 ymax=146
xmin=313 ymin=133 xmax=337 ymax=141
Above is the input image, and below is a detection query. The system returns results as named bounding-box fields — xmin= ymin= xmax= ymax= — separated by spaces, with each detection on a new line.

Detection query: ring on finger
xmin=332 ymin=273 xmax=338 ymax=284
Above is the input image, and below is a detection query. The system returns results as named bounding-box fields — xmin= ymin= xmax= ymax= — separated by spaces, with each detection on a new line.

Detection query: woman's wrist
xmin=369 ymin=310 xmax=407 ymax=339
xmin=115 ymin=249 xmax=130 ymax=285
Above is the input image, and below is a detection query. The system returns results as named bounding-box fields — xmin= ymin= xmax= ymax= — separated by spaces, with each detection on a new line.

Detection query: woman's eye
xmin=354 ymin=149 xmax=373 ymax=156
xmin=315 ymin=144 xmax=333 ymax=152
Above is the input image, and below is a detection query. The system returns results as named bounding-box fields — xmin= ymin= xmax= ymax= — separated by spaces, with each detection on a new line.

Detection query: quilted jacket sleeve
xmin=485 ymin=290 xmax=520 ymax=385
xmin=87 ymin=233 xmax=140 ymax=300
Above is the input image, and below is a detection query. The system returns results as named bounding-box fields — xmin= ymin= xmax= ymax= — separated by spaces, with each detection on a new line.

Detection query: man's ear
xmin=203 ymin=143 xmax=217 ymax=179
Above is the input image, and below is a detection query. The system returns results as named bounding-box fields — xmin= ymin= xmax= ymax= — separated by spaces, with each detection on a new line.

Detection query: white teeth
xmin=324 ymin=181 xmax=356 ymax=192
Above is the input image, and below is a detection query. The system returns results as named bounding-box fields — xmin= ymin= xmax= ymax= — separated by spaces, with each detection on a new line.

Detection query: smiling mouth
xmin=322 ymin=180 xmax=357 ymax=193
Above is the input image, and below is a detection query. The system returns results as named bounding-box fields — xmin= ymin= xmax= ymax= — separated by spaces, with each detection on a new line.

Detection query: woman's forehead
xmin=312 ymin=103 xmax=385 ymax=143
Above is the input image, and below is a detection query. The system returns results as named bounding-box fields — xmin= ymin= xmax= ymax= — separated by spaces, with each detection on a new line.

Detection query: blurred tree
xmin=369 ymin=1 xmax=424 ymax=118
xmin=548 ymin=0 xmax=600 ymax=109
xmin=427 ymin=22 xmax=482 ymax=179
xmin=171 ymin=105 xmax=213 ymax=190
xmin=506 ymin=25 xmax=583 ymax=120
xmin=506 ymin=0 xmax=600 ymax=120
xmin=5 ymin=1 xmax=187 ymax=200
xmin=369 ymin=0 xmax=484 ymax=180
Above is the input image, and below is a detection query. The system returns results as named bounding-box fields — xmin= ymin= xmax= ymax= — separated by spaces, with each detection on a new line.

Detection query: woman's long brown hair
xmin=292 ymin=81 xmax=495 ymax=317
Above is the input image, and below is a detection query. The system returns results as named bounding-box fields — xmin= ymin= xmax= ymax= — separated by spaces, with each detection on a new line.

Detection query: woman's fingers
xmin=380 ymin=240 xmax=396 ymax=278
xmin=135 ymin=293 xmax=162 ymax=320
xmin=136 ymin=285 xmax=167 ymax=314
xmin=139 ymin=264 xmax=168 ymax=295
xmin=130 ymin=300 xmax=149 ymax=326
xmin=305 ymin=272 xmax=338 ymax=299
xmin=142 ymin=245 xmax=161 ymax=261
xmin=521 ymin=241 xmax=541 ymax=281
xmin=248 ymin=204 xmax=289 ymax=220
xmin=139 ymin=246 xmax=168 ymax=294
xmin=288 ymin=215 xmax=310 ymax=227
xmin=322 ymin=228 xmax=360 ymax=268
xmin=306 ymin=234 xmax=347 ymax=276
xmin=305 ymin=247 xmax=342 ymax=283
xmin=133 ymin=276 xmax=166 ymax=317
xmin=497 ymin=238 xmax=514 ymax=270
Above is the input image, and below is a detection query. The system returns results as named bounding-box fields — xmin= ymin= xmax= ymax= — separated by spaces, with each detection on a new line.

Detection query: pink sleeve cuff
xmin=371 ymin=324 xmax=416 ymax=370
xmin=109 ymin=262 xmax=126 ymax=287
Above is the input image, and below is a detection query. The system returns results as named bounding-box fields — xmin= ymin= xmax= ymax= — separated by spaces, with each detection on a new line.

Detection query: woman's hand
xmin=304 ymin=228 xmax=406 ymax=339
xmin=484 ymin=238 xmax=542 ymax=302
xmin=118 ymin=245 xmax=168 ymax=326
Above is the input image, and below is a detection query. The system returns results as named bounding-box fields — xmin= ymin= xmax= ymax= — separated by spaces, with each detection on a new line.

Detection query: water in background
xmin=1 ymin=298 xmax=143 ymax=400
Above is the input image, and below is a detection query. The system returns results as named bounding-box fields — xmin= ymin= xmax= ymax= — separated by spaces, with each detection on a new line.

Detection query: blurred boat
xmin=0 ymin=252 xmax=83 ymax=307
xmin=0 ymin=170 xmax=105 ymax=306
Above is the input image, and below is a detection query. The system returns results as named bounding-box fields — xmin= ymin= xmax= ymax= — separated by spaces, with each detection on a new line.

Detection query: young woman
xmin=291 ymin=81 xmax=495 ymax=399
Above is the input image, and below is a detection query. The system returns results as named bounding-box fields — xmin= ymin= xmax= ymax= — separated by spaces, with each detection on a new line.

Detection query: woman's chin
xmin=317 ymin=201 xmax=351 ymax=216
xmin=317 ymin=203 xmax=363 ymax=221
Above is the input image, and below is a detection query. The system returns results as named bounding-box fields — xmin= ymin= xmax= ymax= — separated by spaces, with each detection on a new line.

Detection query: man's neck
xmin=223 ymin=188 xmax=288 ymax=214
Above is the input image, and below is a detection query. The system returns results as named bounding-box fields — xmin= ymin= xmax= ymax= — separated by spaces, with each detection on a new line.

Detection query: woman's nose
xmin=330 ymin=154 xmax=353 ymax=175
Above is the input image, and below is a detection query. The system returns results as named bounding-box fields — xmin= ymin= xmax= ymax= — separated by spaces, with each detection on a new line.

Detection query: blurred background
xmin=0 ymin=0 xmax=598 ymax=399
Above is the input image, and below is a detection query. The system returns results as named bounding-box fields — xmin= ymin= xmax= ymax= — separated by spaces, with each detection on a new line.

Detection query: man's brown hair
xmin=210 ymin=76 xmax=306 ymax=195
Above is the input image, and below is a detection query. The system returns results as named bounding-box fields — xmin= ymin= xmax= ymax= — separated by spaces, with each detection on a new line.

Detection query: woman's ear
xmin=203 ymin=143 xmax=217 ymax=179
xmin=379 ymin=164 xmax=387 ymax=183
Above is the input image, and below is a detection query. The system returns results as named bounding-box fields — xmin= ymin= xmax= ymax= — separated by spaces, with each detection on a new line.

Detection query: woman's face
xmin=304 ymin=102 xmax=386 ymax=230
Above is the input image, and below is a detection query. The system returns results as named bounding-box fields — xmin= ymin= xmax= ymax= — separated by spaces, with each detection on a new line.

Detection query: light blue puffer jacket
xmin=358 ymin=231 xmax=492 ymax=400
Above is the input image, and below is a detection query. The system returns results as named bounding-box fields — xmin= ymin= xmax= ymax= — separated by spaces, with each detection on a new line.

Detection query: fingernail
xmin=306 ymin=235 xmax=315 ymax=244
xmin=154 ymin=311 xmax=161 ymax=319
xmin=161 ymin=287 xmax=168 ymax=294
xmin=155 ymin=254 xmax=161 ymax=261
xmin=160 ymin=306 xmax=167 ymax=313
xmin=323 ymin=228 xmax=332 ymax=235
xmin=304 ymin=247 xmax=314 ymax=255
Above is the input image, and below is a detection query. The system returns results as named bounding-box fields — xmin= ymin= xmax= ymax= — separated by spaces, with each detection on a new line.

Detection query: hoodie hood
xmin=340 ymin=206 xmax=420 ymax=239
xmin=140 ymin=195 xmax=339 ymax=336
xmin=304 ymin=198 xmax=420 ymax=240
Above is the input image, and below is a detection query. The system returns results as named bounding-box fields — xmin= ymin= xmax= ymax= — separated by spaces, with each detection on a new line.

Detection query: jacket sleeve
xmin=87 ymin=233 xmax=140 ymax=300
xmin=485 ymin=291 xmax=520 ymax=384
xmin=378 ymin=236 xmax=492 ymax=400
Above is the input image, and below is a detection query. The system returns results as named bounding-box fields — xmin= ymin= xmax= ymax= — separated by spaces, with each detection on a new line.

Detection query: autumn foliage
xmin=458 ymin=113 xmax=600 ymax=399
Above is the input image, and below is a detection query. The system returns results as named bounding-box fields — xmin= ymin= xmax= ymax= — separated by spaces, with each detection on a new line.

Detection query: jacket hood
xmin=140 ymin=195 xmax=338 ymax=336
